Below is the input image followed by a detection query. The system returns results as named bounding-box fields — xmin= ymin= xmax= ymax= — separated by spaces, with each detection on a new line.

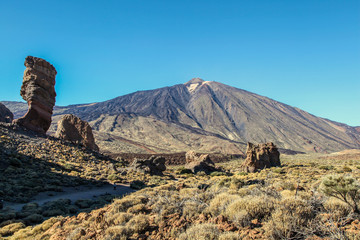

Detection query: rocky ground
xmin=1 ymin=123 xmax=360 ymax=239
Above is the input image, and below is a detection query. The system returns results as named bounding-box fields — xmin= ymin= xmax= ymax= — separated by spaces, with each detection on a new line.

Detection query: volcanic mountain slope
xmin=3 ymin=78 xmax=360 ymax=154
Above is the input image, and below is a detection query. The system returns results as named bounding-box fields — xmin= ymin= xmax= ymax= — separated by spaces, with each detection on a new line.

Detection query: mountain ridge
xmin=2 ymin=79 xmax=360 ymax=154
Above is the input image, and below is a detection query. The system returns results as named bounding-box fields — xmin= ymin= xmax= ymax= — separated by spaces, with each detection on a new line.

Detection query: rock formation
xmin=185 ymin=150 xmax=201 ymax=163
xmin=13 ymin=56 xmax=57 ymax=133
xmin=129 ymin=156 xmax=166 ymax=175
xmin=0 ymin=103 xmax=14 ymax=123
xmin=185 ymin=151 xmax=217 ymax=174
xmin=240 ymin=142 xmax=280 ymax=173
xmin=55 ymin=114 xmax=99 ymax=151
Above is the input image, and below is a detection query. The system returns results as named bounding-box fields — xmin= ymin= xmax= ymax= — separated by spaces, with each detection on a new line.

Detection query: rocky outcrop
xmin=129 ymin=156 xmax=166 ymax=175
xmin=0 ymin=103 xmax=13 ymax=123
xmin=240 ymin=142 xmax=280 ymax=173
xmin=13 ymin=56 xmax=57 ymax=133
xmin=185 ymin=151 xmax=217 ymax=174
xmin=55 ymin=114 xmax=99 ymax=151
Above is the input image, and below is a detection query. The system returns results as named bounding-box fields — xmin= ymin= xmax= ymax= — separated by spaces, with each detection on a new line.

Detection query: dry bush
xmin=207 ymin=193 xmax=240 ymax=216
xmin=127 ymin=203 xmax=148 ymax=214
xmin=219 ymin=231 xmax=241 ymax=240
xmin=323 ymin=198 xmax=352 ymax=221
xmin=225 ymin=195 xmax=275 ymax=227
xmin=106 ymin=212 xmax=133 ymax=225
xmin=0 ymin=222 xmax=25 ymax=237
xmin=104 ymin=226 xmax=129 ymax=240
xmin=111 ymin=195 xmax=148 ymax=214
xmin=178 ymin=223 xmax=220 ymax=240
xmin=126 ymin=214 xmax=149 ymax=233
xmin=263 ymin=197 xmax=315 ymax=239
xmin=182 ymin=200 xmax=208 ymax=218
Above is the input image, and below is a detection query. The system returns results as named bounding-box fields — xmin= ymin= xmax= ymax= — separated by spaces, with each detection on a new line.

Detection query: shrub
xmin=177 ymin=167 xmax=193 ymax=174
xmin=126 ymin=214 xmax=149 ymax=233
xmin=263 ymin=197 xmax=315 ymax=239
xmin=342 ymin=166 xmax=352 ymax=172
xmin=210 ymin=171 xmax=227 ymax=177
xmin=0 ymin=222 xmax=25 ymax=237
xmin=219 ymin=232 xmax=241 ymax=240
xmin=107 ymin=212 xmax=133 ymax=225
xmin=130 ymin=180 xmax=146 ymax=189
xmin=178 ymin=223 xmax=220 ymax=240
xmin=319 ymin=165 xmax=335 ymax=170
xmin=207 ymin=193 xmax=240 ymax=216
xmin=225 ymin=195 xmax=275 ymax=226
xmin=319 ymin=175 xmax=360 ymax=213
xmin=323 ymin=198 xmax=352 ymax=222
xmin=108 ymin=174 xmax=120 ymax=181
xmin=105 ymin=226 xmax=129 ymax=240
xmin=127 ymin=203 xmax=148 ymax=214
xmin=24 ymin=214 xmax=44 ymax=225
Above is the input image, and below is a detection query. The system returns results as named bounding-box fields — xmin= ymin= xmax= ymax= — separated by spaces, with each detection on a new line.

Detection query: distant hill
xmin=3 ymin=78 xmax=360 ymax=154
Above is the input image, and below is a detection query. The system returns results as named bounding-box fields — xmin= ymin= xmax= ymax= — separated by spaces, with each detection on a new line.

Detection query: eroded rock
xmin=240 ymin=142 xmax=280 ymax=173
xmin=55 ymin=114 xmax=99 ymax=151
xmin=0 ymin=103 xmax=13 ymax=123
xmin=14 ymin=56 xmax=57 ymax=133
xmin=129 ymin=156 xmax=166 ymax=175
xmin=185 ymin=151 xmax=217 ymax=174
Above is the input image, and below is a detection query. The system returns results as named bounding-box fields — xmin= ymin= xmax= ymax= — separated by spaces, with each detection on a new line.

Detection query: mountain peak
xmin=184 ymin=78 xmax=205 ymax=85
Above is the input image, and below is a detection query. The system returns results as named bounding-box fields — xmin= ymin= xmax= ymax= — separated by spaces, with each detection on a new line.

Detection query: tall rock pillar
xmin=14 ymin=56 xmax=57 ymax=133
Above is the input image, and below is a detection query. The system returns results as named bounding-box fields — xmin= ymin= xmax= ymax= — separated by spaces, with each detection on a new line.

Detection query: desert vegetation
xmin=2 ymin=151 xmax=360 ymax=239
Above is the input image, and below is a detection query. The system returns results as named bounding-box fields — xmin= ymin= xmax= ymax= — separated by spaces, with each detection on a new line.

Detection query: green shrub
xmin=177 ymin=167 xmax=193 ymax=174
xmin=108 ymin=174 xmax=120 ymax=181
xmin=320 ymin=175 xmax=360 ymax=213
xmin=210 ymin=171 xmax=227 ymax=177
xmin=319 ymin=165 xmax=334 ymax=170
xmin=130 ymin=180 xmax=146 ymax=189
xmin=24 ymin=214 xmax=44 ymax=225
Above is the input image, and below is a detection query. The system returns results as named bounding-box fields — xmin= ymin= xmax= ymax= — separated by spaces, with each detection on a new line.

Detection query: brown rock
xmin=0 ymin=103 xmax=13 ymax=123
xmin=185 ymin=150 xmax=200 ymax=163
xmin=129 ymin=155 xmax=166 ymax=175
xmin=240 ymin=142 xmax=280 ymax=173
xmin=55 ymin=114 xmax=99 ymax=151
xmin=13 ymin=56 xmax=57 ymax=133
xmin=184 ymin=151 xmax=217 ymax=174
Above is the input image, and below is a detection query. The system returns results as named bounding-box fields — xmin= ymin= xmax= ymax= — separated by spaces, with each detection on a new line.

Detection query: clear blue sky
xmin=0 ymin=0 xmax=359 ymax=126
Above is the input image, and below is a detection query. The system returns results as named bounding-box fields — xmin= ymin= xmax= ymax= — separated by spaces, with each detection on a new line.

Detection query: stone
xmin=13 ymin=56 xmax=57 ymax=133
xmin=185 ymin=150 xmax=200 ymax=163
xmin=55 ymin=114 xmax=99 ymax=151
xmin=184 ymin=151 xmax=217 ymax=174
xmin=129 ymin=156 xmax=166 ymax=175
xmin=0 ymin=103 xmax=13 ymax=123
xmin=240 ymin=142 xmax=281 ymax=173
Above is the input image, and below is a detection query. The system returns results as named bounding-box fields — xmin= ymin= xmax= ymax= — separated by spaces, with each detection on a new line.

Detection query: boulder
xmin=240 ymin=142 xmax=280 ymax=173
xmin=185 ymin=150 xmax=201 ymax=163
xmin=185 ymin=151 xmax=217 ymax=174
xmin=13 ymin=56 xmax=57 ymax=133
xmin=129 ymin=156 xmax=166 ymax=175
xmin=55 ymin=114 xmax=99 ymax=151
xmin=0 ymin=103 xmax=13 ymax=123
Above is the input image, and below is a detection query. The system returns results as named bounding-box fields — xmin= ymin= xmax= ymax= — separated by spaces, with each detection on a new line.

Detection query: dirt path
xmin=4 ymin=183 xmax=134 ymax=212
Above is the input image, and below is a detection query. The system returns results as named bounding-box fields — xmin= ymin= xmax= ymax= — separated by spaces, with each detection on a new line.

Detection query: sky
xmin=0 ymin=0 xmax=359 ymax=126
